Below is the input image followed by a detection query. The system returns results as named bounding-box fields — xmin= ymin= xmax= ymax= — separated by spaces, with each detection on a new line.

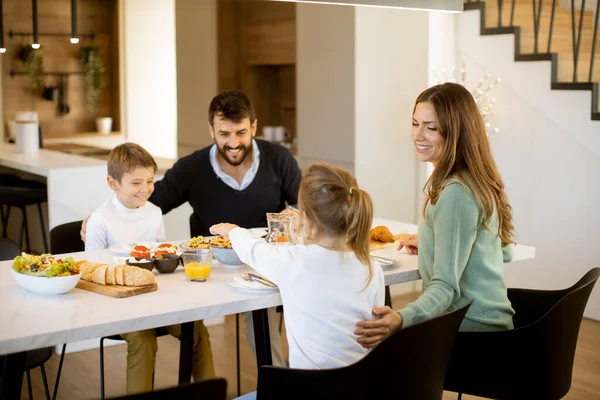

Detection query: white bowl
xmin=11 ymin=269 xmax=81 ymax=295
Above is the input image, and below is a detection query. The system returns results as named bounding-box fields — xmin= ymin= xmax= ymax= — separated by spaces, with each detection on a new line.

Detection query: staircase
xmin=465 ymin=0 xmax=600 ymax=120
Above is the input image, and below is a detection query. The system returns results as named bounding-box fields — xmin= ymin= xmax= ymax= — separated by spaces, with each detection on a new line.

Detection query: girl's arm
xmin=210 ymin=224 xmax=291 ymax=284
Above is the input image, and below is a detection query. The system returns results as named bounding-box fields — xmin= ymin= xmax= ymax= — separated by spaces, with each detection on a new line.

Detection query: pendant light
xmin=31 ymin=0 xmax=39 ymax=49
xmin=70 ymin=0 xmax=79 ymax=44
xmin=0 ymin=0 xmax=5 ymax=53
xmin=269 ymin=0 xmax=462 ymax=12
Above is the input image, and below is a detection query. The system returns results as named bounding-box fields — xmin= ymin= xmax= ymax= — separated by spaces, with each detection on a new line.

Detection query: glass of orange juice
xmin=183 ymin=249 xmax=213 ymax=282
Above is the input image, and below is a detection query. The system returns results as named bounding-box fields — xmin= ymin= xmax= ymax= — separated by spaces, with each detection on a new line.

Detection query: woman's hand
xmin=209 ymin=223 xmax=240 ymax=237
xmin=398 ymin=233 xmax=418 ymax=255
xmin=354 ymin=306 xmax=403 ymax=349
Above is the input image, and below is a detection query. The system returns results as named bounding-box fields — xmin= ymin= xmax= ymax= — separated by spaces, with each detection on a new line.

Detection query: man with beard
xmin=149 ymin=90 xmax=299 ymax=369
xmin=81 ymin=91 xmax=299 ymax=392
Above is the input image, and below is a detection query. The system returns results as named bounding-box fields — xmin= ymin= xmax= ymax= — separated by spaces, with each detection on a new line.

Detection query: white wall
xmin=297 ymin=4 xmax=356 ymax=173
xmin=457 ymin=9 xmax=600 ymax=320
xmin=354 ymin=7 xmax=426 ymax=223
xmin=121 ymin=0 xmax=178 ymax=159
xmin=297 ymin=4 xmax=428 ymax=224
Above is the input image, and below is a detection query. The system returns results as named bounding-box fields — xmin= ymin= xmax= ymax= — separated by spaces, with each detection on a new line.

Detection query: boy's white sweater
xmin=85 ymin=196 xmax=166 ymax=251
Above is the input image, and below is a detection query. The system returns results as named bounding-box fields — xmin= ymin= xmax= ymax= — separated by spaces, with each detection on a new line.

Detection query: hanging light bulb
xmin=0 ymin=0 xmax=5 ymax=53
xmin=31 ymin=0 xmax=40 ymax=49
xmin=70 ymin=0 xmax=79 ymax=44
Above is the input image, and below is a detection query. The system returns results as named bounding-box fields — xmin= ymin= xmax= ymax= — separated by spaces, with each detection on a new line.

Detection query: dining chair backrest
xmin=0 ymin=237 xmax=20 ymax=261
xmin=107 ymin=378 xmax=227 ymax=400
xmin=444 ymin=267 xmax=600 ymax=399
xmin=50 ymin=221 xmax=84 ymax=254
xmin=257 ymin=302 xmax=472 ymax=400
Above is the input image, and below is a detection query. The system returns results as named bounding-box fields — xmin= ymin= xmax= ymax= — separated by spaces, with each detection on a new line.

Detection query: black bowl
xmin=154 ymin=254 xmax=181 ymax=274
xmin=126 ymin=258 xmax=155 ymax=271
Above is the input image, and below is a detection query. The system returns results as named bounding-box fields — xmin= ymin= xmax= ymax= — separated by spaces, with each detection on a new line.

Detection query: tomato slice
xmin=158 ymin=243 xmax=172 ymax=248
xmin=133 ymin=245 xmax=149 ymax=251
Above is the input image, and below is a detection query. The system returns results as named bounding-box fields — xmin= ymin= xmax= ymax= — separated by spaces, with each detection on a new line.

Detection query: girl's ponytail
xmin=346 ymin=187 xmax=374 ymax=287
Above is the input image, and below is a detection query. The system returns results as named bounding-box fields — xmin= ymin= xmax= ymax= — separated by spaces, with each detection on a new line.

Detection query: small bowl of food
xmin=11 ymin=253 xmax=82 ymax=295
xmin=154 ymin=253 xmax=181 ymax=274
xmin=126 ymin=257 xmax=155 ymax=271
xmin=180 ymin=236 xmax=211 ymax=253
xmin=210 ymin=236 xmax=244 ymax=266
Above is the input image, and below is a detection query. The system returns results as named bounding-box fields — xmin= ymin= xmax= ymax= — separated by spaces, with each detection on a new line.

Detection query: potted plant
xmin=80 ymin=45 xmax=105 ymax=111
xmin=16 ymin=45 xmax=44 ymax=110
xmin=80 ymin=45 xmax=111 ymax=134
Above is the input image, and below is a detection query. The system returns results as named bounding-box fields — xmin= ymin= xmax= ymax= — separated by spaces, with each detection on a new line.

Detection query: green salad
xmin=12 ymin=253 xmax=78 ymax=278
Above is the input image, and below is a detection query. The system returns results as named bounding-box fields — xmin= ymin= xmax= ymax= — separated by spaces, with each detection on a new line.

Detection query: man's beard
xmin=217 ymin=142 xmax=252 ymax=167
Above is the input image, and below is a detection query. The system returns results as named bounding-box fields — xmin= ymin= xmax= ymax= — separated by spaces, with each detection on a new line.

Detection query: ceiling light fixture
xmin=267 ymin=0 xmax=462 ymax=12
xmin=31 ymin=0 xmax=40 ymax=49
xmin=70 ymin=0 xmax=79 ymax=44
xmin=0 ymin=0 xmax=5 ymax=53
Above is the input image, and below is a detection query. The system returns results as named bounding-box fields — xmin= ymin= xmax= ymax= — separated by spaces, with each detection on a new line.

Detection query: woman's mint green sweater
xmin=398 ymin=180 xmax=515 ymax=331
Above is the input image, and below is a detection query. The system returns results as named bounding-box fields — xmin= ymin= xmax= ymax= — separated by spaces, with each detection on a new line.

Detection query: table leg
xmin=178 ymin=321 xmax=194 ymax=384
xmin=252 ymin=308 xmax=273 ymax=368
xmin=385 ymin=286 xmax=392 ymax=308
xmin=0 ymin=351 xmax=26 ymax=400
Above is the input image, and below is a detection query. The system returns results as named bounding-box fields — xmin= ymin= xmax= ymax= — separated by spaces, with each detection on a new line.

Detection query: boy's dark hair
xmin=107 ymin=142 xmax=157 ymax=183
xmin=208 ymin=91 xmax=256 ymax=126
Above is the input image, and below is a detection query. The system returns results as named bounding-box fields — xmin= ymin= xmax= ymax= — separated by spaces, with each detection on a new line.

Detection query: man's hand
xmin=354 ymin=306 xmax=403 ymax=349
xmin=397 ymin=234 xmax=418 ymax=255
xmin=209 ymin=223 xmax=239 ymax=237
xmin=80 ymin=217 xmax=90 ymax=243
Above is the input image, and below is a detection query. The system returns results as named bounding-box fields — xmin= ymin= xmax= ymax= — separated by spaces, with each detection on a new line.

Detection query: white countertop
xmin=0 ymin=219 xmax=535 ymax=356
xmin=0 ymin=142 xmax=106 ymax=177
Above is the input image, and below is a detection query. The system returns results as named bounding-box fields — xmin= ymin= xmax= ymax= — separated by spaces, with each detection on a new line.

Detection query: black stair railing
xmin=466 ymin=0 xmax=600 ymax=84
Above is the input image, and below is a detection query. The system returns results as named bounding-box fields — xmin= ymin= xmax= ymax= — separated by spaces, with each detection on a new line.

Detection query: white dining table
xmin=0 ymin=217 xmax=535 ymax=399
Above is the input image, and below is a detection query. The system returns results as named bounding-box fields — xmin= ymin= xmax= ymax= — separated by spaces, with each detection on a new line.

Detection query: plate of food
xmin=210 ymin=236 xmax=244 ymax=266
xmin=108 ymin=242 xmax=155 ymax=256
xmin=180 ymin=236 xmax=211 ymax=252
xmin=11 ymin=252 xmax=81 ymax=295
xmin=369 ymin=226 xmax=414 ymax=251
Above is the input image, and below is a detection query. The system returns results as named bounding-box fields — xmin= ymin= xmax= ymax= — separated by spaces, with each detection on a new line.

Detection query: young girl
xmin=210 ymin=162 xmax=384 ymax=371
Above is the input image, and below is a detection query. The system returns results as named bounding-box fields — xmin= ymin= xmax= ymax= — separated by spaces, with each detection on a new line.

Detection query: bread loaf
xmin=76 ymin=261 xmax=155 ymax=287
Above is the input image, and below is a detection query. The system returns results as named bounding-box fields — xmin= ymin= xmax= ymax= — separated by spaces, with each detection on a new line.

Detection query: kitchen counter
xmin=0 ymin=142 xmax=191 ymax=245
xmin=0 ymin=142 xmax=107 ymax=177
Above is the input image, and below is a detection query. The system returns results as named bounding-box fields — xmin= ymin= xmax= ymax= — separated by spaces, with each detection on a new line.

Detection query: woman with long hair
xmin=355 ymin=82 xmax=516 ymax=348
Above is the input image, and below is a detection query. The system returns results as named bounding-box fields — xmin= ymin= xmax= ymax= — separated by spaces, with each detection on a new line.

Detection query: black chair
xmin=0 ymin=238 xmax=57 ymax=399
xmin=0 ymin=176 xmax=49 ymax=253
xmin=50 ymin=220 xmax=85 ymax=254
xmin=444 ymin=267 xmax=600 ymax=400
xmin=107 ymin=378 xmax=227 ymax=400
xmin=256 ymin=302 xmax=472 ymax=400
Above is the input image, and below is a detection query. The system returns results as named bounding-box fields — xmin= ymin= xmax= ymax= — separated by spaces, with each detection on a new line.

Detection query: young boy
xmin=86 ymin=142 xmax=215 ymax=394
xmin=85 ymin=142 xmax=165 ymax=250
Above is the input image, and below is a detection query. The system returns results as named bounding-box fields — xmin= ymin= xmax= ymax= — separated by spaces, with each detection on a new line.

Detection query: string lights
xmin=431 ymin=57 xmax=501 ymax=135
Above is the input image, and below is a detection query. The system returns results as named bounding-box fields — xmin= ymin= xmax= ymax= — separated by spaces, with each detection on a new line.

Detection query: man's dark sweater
xmin=149 ymin=139 xmax=301 ymax=236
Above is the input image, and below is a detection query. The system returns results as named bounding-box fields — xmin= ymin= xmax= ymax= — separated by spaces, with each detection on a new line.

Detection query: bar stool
xmin=0 ymin=179 xmax=49 ymax=253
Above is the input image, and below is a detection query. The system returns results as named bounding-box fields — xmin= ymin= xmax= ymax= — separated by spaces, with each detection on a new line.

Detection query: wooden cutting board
xmin=369 ymin=233 xmax=413 ymax=251
xmin=76 ymin=280 xmax=158 ymax=298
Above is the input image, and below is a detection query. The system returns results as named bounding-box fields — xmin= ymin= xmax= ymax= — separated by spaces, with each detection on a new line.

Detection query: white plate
xmin=108 ymin=242 xmax=155 ymax=255
xmin=227 ymin=278 xmax=279 ymax=294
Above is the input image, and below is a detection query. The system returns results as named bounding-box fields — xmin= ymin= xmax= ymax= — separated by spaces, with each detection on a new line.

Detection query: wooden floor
xmin=18 ymin=292 xmax=600 ymax=400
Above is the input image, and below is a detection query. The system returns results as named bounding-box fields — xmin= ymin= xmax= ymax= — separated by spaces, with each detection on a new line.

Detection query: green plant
xmin=17 ymin=45 xmax=44 ymax=109
xmin=80 ymin=45 xmax=105 ymax=111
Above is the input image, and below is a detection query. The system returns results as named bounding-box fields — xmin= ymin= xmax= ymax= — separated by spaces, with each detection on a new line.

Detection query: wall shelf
xmin=8 ymin=30 xmax=96 ymax=40
xmin=9 ymin=70 xmax=84 ymax=78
